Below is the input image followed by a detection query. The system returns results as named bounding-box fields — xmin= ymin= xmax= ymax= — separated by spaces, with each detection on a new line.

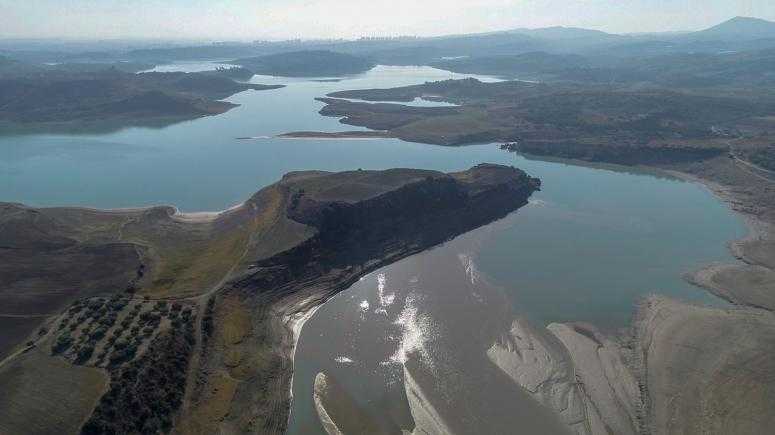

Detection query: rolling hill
xmin=231 ymin=50 xmax=376 ymax=77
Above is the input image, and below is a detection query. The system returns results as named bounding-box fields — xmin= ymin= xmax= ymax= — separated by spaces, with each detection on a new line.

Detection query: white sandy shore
xmin=46 ymin=201 xmax=248 ymax=224
xmin=284 ymin=300 xmax=322 ymax=407
xmin=402 ymin=363 xmax=452 ymax=435
xmin=486 ymin=319 xmax=589 ymax=433
xmin=277 ymin=136 xmax=388 ymax=141
xmin=313 ymin=373 xmax=344 ymax=435
xmin=170 ymin=201 xmax=245 ymax=223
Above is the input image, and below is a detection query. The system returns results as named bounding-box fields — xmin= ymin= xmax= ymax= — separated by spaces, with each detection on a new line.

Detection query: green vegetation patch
xmin=81 ymin=313 xmax=195 ymax=434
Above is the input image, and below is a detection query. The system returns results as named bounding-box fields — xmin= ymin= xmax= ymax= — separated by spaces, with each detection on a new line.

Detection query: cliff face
xmin=183 ymin=164 xmax=540 ymax=434
xmin=243 ymin=164 xmax=539 ymax=294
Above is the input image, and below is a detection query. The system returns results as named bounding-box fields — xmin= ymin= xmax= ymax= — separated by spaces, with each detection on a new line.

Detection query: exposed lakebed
xmin=0 ymin=64 xmax=745 ymax=433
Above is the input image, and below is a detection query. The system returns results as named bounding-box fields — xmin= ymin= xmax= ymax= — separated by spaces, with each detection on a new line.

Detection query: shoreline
xmin=171 ymin=202 xmax=246 ymax=223
xmin=15 ymin=201 xmax=250 ymax=223
xmin=665 ymin=168 xmax=775 ymax=307
xmin=282 ymin=298 xmax=324 ymax=431
xmin=625 ymin=162 xmax=775 ymax=433
xmin=278 ymin=158 xmax=774 ymax=434
xmin=276 ymin=130 xmax=394 ymax=140
xmin=664 ymin=169 xmax=768 ymax=242
xmin=684 ymin=263 xmax=756 ymax=308
xmin=284 ymin=301 xmax=323 ymax=407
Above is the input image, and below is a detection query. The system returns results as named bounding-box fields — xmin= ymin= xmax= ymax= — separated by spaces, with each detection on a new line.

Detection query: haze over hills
xmin=4 ymin=16 xmax=775 ymax=130
xmin=4 ymin=16 xmax=774 ymax=68
xmin=508 ymin=26 xmax=617 ymax=40
xmin=691 ymin=16 xmax=775 ymax=40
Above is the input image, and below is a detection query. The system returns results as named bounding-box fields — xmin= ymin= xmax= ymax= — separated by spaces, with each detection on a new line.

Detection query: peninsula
xmin=0 ymin=67 xmax=283 ymax=133
xmin=0 ymin=164 xmax=540 ymax=434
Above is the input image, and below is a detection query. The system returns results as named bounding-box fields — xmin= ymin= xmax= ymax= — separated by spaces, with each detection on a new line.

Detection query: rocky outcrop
xmin=240 ymin=164 xmax=540 ymax=295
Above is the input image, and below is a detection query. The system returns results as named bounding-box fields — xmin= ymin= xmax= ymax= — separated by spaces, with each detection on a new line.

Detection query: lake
xmin=0 ymin=64 xmax=746 ymax=434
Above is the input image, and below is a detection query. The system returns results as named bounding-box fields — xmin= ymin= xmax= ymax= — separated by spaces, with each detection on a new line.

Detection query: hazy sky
xmin=2 ymin=0 xmax=774 ymax=40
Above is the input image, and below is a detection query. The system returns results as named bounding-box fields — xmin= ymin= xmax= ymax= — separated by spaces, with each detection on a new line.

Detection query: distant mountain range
xmin=508 ymin=26 xmax=616 ymax=41
xmin=504 ymin=17 xmax=775 ymax=42
xmin=3 ymin=16 xmax=775 ymax=77
xmin=692 ymin=16 xmax=775 ymax=40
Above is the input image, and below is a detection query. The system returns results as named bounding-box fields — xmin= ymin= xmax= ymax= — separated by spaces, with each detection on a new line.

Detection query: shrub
xmin=99 ymin=314 xmax=118 ymax=327
xmin=90 ymin=327 xmax=107 ymax=341
xmin=108 ymin=298 xmax=128 ymax=312
xmin=52 ymin=335 xmax=73 ymax=354
xmin=76 ymin=345 xmax=95 ymax=364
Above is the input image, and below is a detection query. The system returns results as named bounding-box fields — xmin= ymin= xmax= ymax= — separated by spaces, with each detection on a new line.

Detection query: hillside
xmin=432 ymin=51 xmax=589 ymax=79
xmin=231 ymin=50 xmax=376 ymax=77
xmin=510 ymin=26 xmax=616 ymax=40
xmin=0 ymin=70 xmax=282 ymax=129
xmin=693 ymin=16 xmax=775 ymax=40
xmin=30 ymin=17 xmax=767 ymax=69
xmin=318 ymin=77 xmax=775 ymax=152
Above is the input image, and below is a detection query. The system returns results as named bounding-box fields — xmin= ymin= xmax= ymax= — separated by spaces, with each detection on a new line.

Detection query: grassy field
xmin=0 ymin=317 xmax=44 ymax=361
xmin=0 ymin=348 xmax=107 ymax=435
